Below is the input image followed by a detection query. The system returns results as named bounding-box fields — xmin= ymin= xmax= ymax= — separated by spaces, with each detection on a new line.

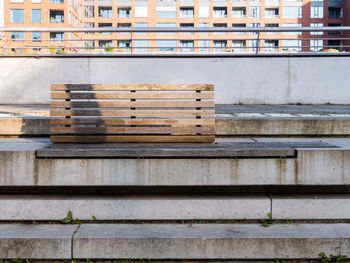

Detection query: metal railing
xmin=1 ymin=26 xmax=350 ymax=55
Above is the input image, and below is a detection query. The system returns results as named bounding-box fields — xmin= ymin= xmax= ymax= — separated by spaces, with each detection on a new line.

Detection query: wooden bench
xmin=50 ymin=84 xmax=215 ymax=143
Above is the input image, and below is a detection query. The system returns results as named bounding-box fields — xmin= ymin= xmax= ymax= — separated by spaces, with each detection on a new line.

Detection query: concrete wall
xmin=0 ymin=56 xmax=350 ymax=104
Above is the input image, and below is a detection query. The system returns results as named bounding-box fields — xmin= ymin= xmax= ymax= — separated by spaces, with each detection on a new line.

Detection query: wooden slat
xmin=51 ymin=135 xmax=215 ymax=143
xmin=51 ymin=92 xmax=215 ymax=100
xmin=50 ymin=109 xmax=215 ymax=117
xmin=50 ymin=118 xmax=215 ymax=126
xmin=50 ymin=101 xmax=215 ymax=108
xmin=50 ymin=126 xmax=214 ymax=135
xmin=52 ymin=84 xmax=214 ymax=91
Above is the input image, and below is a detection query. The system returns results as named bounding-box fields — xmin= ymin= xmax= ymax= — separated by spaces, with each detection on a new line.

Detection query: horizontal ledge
xmin=52 ymin=84 xmax=214 ymax=91
xmin=36 ymin=142 xmax=335 ymax=157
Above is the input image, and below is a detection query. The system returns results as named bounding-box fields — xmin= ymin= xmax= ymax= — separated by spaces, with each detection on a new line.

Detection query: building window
xmin=32 ymin=32 xmax=42 ymax=42
xmin=32 ymin=0 xmax=41 ymax=3
xmin=232 ymin=7 xmax=246 ymax=18
xmin=180 ymin=40 xmax=194 ymax=51
xmin=157 ymin=23 xmax=176 ymax=35
xmin=328 ymin=7 xmax=342 ymax=19
xmin=134 ymin=40 xmax=148 ymax=52
xmin=265 ymin=40 xmax=278 ymax=52
xmin=180 ymin=7 xmax=194 ymax=18
xmin=250 ymin=6 xmax=261 ymax=18
xmin=265 ymin=23 xmax=278 ymax=35
xmin=99 ymin=23 xmax=112 ymax=34
xmin=311 ymin=6 xmax=323 ymax=18
xmin=135 ymin=23 xmax=148 ymax=35
xmin=84 ymin=6 xmax=94 ymax=17
xmin=99 ymin=40 xmax=112 ymax=48
xmin=118 ymin=40 xmax=132 ymax=51
xmin=310 ymin=23 xmax=323 ymax=35
xmin=213 ymin=7 xmax=227 ymax=18
xmin=10 ymin=32 xmax=24 ymax=42
xmin=10 ymin=9 xmax=24 ymax=23
xmin=265 ymin=8 xmax=278 ymax=18
xmin=49 ymin=10 xmax=64 ymax=23
xmin=250 ymin=23 xmax=260 ymax=35
xmin=213 ymin=23 xmax=227 ymax=35
xmin=118 ymin=23 xmax=131 ymax=35
xmin=85 ymin=41 xmax=95 ymax=52
xmin=213 ymin=40 xmax=227 ymax=52
xmin=50 ymin=32 xmax=64 ymax=42
xmin=283 ymin=6 xmax=302 ymax=18
xmin=328 ymin=40 xmax=342 ymax=51
xmin=232 ymin=23 xmax=246 ymax=35
xmin=84 ymin=22 xmax=94 ymax=34
xmin=99 ymin=7 xmax=112 ymax=18
xmin=198 ymin=40 xmax=210 ymax=52
xmin=310 ymin=39 xmax=323 ymax=51
xmin=156 ymin=9 xmax=176 ymax=18
xmin=232 ymin=40 xmax=246 ymax=52
xmin=49 ymin=0 xmax=64 ymax=3
xmin=283 ymin=23 xmax=302 ymax=35
xmin=199 ymin=23 xmax=209 ymax=35
xmin=180 ymin=23 xmax=194 ymax=35
xmin=118 ymin=8 xmax=131 ymax=18
xmin=328 ymin=23 xmax=342 ymax=36
xmin=32 ymin=9 xmax=41 ymax=23
xmin=282 ymin=39 xmax=302 ymax=52
xmin=157 ymin=40 xmax=177 ymax=52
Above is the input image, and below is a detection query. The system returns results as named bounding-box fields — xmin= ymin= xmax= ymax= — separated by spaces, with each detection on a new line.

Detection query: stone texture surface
xmin=73 ymin=223 xmax=349 ymax=259
xmin=0 ymin=195 xmax=270 ymax=220
xmin=272 ymin=195 xmax=350 ymax=219
xmin=0 ymin=224 xmax=78 ymax=259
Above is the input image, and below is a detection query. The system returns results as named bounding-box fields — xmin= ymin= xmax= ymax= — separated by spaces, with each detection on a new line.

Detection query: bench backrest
xmin=50 ymin=84 xmax=215 ymax=143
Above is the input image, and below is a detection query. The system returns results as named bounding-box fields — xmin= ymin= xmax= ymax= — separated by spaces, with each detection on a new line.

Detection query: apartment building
xmin=3 ymin=0 xmax=350 ymax=53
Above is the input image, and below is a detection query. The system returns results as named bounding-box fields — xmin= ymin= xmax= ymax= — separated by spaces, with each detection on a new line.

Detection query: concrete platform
xmin=1 ymin=223 xmax=348 ymax=260
xmin=1 ymin=104 xmax=350 ymax=136
xmin=1 ymin=194 xmax=350 ymax=221
xmin=0 ymin=138 xmax=349 ymax=186
xmin=272 ymin=195 xmax=350 ymax=219
xmin=0 ymin=195 xmax=270 ymax=220
xmin=73 ymin=223 xmax=350 ymax=259
xmin=0 ymin=224 xmax=77 ymax=259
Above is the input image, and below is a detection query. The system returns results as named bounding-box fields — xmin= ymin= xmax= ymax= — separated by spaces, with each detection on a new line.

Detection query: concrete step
xmin=1 ymin=104 xmax=350 ymax=136
xmin=1 ymin=223 xmax=349 ymax=259
xmin=0 ymin=138 xmax=349 ymax=187
xmin=0 ymin=195 xmax=270 ymax=221
xmin=1 ymin=195 xmax=350 ymax=221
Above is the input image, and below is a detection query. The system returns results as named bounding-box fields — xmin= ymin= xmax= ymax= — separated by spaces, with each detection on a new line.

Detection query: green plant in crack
xmin=61 ymin=211 xmax=80 ymax=224
xmin=319 ymin=252 xmax=348 ymax=263
xmin=285 ymin=218 xmax=293 ymax=224
xmin=260 ymin=212 xmax=275 ymax=227
xmin=270 ymin=259 xmax=288 ymax=263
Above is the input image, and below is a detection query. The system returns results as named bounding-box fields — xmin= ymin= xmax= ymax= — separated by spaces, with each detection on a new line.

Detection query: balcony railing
xmin=0 ymin=26 xmax=350 ymax=55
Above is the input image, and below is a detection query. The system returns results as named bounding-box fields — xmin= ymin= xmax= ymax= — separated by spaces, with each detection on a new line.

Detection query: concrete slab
xmin=0 ymin=138 xmax=349 ymax=186
xmin=36 ymin=142 xmax=299 ymax=158
xmin=0 ymin=224 xmax=77 ymax=259
xmin=73 ymin=223 xmax=349 ymax=259
xmin=272 ymin=195 xmax=350 ymax=219
xmin=0 ymin=195 xmax=270 ymax=220
xmin=1 ymin=104 xmax=350 ymax=136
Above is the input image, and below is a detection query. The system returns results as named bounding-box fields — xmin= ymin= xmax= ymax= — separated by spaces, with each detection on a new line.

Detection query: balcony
xmin=49 ymin=10 xmax=64 ymax=23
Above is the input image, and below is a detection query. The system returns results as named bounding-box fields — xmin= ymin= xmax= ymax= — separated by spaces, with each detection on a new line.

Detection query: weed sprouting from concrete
xmin=260 ymin=212 xmax=276 ymax=227
xmin=319 ymin=252 xmax=348 ymax=263
xmin=60 ymin=211 xmax=80 ymax=224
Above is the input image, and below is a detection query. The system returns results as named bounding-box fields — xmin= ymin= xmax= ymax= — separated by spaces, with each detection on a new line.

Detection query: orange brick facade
xmin=3 ymin=0 xmax=350 ymax=53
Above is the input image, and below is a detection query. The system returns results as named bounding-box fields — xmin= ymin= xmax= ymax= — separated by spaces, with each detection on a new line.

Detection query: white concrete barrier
xmin=0 ymin=56 xmax=349 ymax=104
